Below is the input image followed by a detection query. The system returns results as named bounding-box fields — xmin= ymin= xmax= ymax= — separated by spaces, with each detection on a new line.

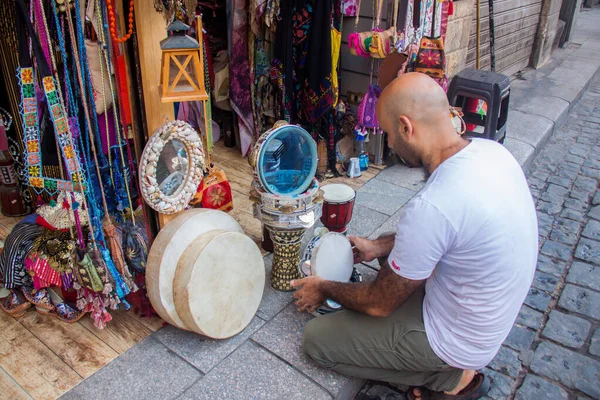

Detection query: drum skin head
xmin=311 ymin=232 xmax=354 ymax=282
xmin=321 ymin=184 xmax=355 ymax=203
xmin=145 ymin=209 xmax=244 ymax=330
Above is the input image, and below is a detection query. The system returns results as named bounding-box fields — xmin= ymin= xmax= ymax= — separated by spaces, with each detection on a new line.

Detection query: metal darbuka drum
xmin=249 ymin=122 xmax=322 ymax=291
xmin=320 ymin=184 xmax=356 ymax=234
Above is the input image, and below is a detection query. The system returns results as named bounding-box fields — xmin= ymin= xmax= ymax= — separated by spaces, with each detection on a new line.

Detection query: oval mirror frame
xmin=139 ymin=120 xmax=205 ymax=214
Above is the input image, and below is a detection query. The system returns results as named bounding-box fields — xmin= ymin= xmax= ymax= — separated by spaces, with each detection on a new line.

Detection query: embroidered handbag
xmin=356 ymin=84 xmax=381 ymax=131
xmin=121 ymin=216 xmax=150 ymax=274
xmin=415 ymin=36 xmax=445 ymax=79
xmin=189 ymin=167 xmax=234 ymax=212
xmin=415 ymin=0 xmax=446 ymax=80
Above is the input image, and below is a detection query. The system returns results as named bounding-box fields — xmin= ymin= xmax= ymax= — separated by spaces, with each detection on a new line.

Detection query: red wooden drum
xmin=320 ymin=184 xmax=356 ymax=234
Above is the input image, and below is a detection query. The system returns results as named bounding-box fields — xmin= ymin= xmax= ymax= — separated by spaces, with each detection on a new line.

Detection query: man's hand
xmin=291 ymin=276 xmax=326 ymax=313
xmin=348 ymin=236 xmax=379 ymax=263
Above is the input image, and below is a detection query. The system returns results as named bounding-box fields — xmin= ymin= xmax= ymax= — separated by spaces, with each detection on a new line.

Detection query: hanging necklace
xmin=106 ymin=0 xmax=134 ymax=43
xmin=0 ymin=107 xmax=13 ymax=131
xmin=95 ymin=0 xmax=135 ymax=224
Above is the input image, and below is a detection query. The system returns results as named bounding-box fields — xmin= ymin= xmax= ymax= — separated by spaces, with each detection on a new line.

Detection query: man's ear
xmin=398 ymin=116 xmax=413 ymax=139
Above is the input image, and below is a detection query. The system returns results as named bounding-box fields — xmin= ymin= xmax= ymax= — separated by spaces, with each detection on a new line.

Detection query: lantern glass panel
xmin=167 ymin=53 xmax=201 ymax=93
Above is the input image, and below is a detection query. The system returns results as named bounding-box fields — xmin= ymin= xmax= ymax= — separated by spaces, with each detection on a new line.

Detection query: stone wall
xmin=531 ymin=0 xmax=565 ymax=68
xmin=445 ymin=1 xmax=475 ymax=78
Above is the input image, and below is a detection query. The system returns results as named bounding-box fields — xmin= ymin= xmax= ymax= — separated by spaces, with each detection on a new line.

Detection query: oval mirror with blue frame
xmin=257 ymin=125 xmax=317 ymax=197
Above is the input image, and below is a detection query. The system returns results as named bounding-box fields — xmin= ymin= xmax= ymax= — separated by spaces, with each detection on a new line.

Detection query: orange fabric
xmin=189 ymin=169 xmax=234 ymax=212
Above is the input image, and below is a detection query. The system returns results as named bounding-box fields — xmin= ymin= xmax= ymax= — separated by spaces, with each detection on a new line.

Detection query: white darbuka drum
xmin=146 ymin=209 xmax=244 ymax=329
xmin=173 ymin=230 xmax=265 ymax=339
xmin=309 ymin=232 xmax=354 ymax=282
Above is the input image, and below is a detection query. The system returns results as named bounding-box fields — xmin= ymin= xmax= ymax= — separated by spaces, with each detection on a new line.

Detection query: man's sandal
xmin=407 ymin=373 xmax=490 ymax=400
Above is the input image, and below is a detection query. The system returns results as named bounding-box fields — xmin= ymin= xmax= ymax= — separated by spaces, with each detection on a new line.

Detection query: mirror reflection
xmin=156 ymin=139 xmax=188 ymax=196
xmin=261 ymin=131 xmax=314 ymax=195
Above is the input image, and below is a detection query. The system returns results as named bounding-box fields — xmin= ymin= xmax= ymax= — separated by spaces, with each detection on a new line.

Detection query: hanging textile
xmin=227 ymin=0 xmax=255 ymax=156
xmin=0 ymin=215 xmax=40 ymax=288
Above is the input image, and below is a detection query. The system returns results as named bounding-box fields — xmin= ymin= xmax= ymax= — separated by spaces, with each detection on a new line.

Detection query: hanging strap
xmin=374 ymin=0 xmax=384 ymax=29
xmin=354 ymin=0 xmax=362 ymax=31
xmin=15 ymin=0 xmax=50 ymax=76
xmin=413 ymin=0 xmax=421 ymax=29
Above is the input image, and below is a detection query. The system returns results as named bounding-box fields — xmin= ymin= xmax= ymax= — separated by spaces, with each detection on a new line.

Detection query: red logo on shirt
xmin=391 ymin=260 xmax=401 ymax=271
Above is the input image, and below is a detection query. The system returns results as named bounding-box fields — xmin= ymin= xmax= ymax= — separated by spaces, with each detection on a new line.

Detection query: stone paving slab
xmin=59 ymin=337 xmax=202 ymax=400
xmin=256 ymin=254 xmax=294 ymax=321
xmin=506 ymin=110 xmax=555 ymax=153
xmin=531 ymin=342 xmax=600 ymax=399
xmin=178 ymin=342 xmax=332 ymax=400
xmin=153 ymin=316 xmax=266 ymax=374
xmin=511 ymin=96 xmax=569 ymax=130
xmin=541 ymin=310 xmax=591 ymax=349
xmin=372 ymin=162 xmax=427 ymax=192
xmin=347 ymin=204 xmax=390 ymax=238
xmin=356 ymin=179 xmax=416 ymax=216
xmin=514 ymin=374 xmax=569 ymax=400
xmin=252 ymin=303 xmax=363 ymax=396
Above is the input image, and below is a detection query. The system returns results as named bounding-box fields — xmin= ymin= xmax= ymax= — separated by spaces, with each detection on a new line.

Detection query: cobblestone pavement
xmin=357 ymin=77 xmax=600 ymax=400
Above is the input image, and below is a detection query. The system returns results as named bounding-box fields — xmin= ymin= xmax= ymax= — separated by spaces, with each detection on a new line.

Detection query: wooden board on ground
xmin=0 ymin=310 xmax=82 ymax=400
xmin=0 ymin=367 xmax=33 ymax=400
xmin=19 ymin=312 xmax=118 ymax=379
xmin=79 ymin=311 xmax=153 ymax=354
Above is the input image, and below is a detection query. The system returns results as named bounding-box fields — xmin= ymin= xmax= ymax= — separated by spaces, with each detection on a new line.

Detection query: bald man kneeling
xmin=291 ymin=73 xmax=538 ymax=400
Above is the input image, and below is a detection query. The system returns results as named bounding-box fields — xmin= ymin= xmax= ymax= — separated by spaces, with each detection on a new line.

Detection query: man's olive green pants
xmin=302 ymin=285 xmax=463 ymax=393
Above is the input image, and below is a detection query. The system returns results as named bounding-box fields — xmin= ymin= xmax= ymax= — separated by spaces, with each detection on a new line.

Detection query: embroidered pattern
xmin=17 ymin=67 xmax=85 ymax=194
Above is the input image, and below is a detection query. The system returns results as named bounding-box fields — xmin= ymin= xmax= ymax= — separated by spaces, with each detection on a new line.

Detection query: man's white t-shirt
xmin=387 ymin=138 xmax=538 ymax=370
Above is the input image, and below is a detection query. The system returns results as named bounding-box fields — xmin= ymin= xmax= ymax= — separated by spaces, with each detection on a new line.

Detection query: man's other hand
xmin=291 ymin=276 xmax=326 ymax=313
xmin=348 ymin=236 xmax=378 ymax=263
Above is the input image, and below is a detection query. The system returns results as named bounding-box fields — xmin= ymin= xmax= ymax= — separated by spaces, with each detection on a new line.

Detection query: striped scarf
xmin=0 ymin=217 xmax=41 ymax=288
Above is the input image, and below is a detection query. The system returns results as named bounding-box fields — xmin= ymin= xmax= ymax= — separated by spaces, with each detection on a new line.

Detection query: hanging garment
xmin=0 ymin=215 xmax=40 ymax=288
xmin=227 ymin=0 xmax=255 ymax=156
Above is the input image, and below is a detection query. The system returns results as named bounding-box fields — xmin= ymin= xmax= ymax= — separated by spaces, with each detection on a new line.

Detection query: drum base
xmin=322 ymin=225 xmax=348 ymax=235
xmin=266 ymin=227 xmax=305 ymax=291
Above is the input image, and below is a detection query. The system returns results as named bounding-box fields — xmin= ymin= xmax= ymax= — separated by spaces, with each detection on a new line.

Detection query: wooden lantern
xmin=160 ymin=20 xmax=208 ymax=103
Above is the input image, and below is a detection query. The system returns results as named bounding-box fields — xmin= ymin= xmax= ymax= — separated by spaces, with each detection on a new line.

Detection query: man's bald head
xmin=375 ymin=73 xmax=463 ymax=171
xmin=377 ymin=72 xmax=450 ymax=132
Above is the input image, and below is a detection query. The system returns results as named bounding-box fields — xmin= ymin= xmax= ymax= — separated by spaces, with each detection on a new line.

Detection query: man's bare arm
xmin=319 ymin=261 xmax=423 ymax=317
xmin=371 ymin=234 xmax=396 ymax=259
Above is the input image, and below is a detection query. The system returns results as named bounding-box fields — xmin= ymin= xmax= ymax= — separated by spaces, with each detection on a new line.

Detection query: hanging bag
xmin=347 ymin=0 xmax=374 ymax=58
xmin=415 ymin=0 xmax=446 ymax=80
xmin=369 ymin=0 xmax=399 ymax=59
xmin=189 ymin=129 xmax=234 ymax=212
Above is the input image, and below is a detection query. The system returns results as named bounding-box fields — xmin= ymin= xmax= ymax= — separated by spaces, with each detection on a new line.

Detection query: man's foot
xmin=410 ymin=371 xmax=489 ymax=400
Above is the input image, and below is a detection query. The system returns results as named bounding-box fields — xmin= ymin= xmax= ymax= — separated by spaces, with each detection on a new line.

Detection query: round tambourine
xmin=298 ymin=231 xmax=354 ymax=282
xmin=249 ymin=122 xmax=318 ymax=197
xmin=139 ymin=120 xmax=205 ymax=214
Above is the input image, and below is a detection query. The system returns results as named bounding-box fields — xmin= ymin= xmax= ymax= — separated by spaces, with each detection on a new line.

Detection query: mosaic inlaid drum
xmin=249 ymin=122 xmax=322 ymax=292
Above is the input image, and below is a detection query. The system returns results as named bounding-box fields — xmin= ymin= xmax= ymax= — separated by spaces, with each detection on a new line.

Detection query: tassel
xmin=37 ymin=195 xmax=45 ymax=207
xmin=62 ymin=198 xmax=70 ymax=210
xmin=49 ymin=199 xmax=57 ymax=207
xmin=102 ymin=219 xmax=135 ymax=290
xmin=448 ymin=0 xmax=454 ymax=16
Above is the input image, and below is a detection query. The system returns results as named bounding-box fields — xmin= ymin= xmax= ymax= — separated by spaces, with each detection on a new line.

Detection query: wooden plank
xmin=0 ymin=367 xmax=33 ymax=400
xmin=0 ymin=311 xmax=82 ymax=400
xmin=133 ymin=0 xmax=174 ymax=134
xmin=19 ymin=312 xmax=118 ymax=379
xmin=79 ymin=311 xmax=153 ymax=354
